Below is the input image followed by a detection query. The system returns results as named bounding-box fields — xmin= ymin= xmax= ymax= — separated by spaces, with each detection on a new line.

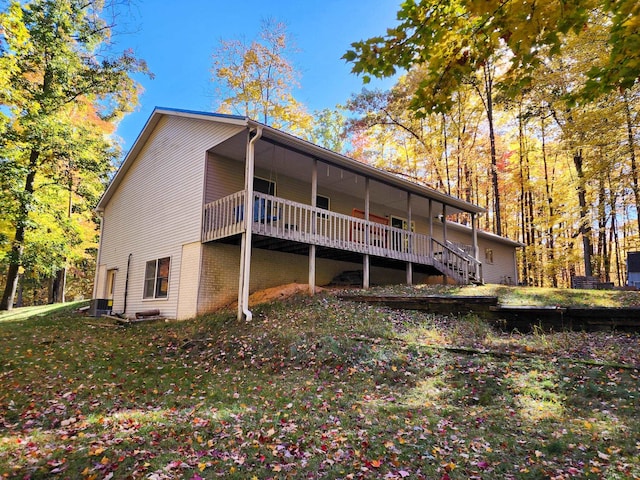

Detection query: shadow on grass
xmin=0 ymin=300 xmax=88 ymax=323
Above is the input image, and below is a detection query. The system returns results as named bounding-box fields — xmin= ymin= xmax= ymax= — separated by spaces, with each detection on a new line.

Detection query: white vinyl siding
xmin=98 ymin=116 xmax=243 ymax=318
xmin=176 ymin=242 xmax=202 ymax=319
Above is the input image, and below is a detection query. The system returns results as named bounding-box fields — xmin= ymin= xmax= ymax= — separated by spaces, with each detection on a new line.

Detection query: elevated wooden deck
xmin=202 ymin=191 xmax=482 ymax=284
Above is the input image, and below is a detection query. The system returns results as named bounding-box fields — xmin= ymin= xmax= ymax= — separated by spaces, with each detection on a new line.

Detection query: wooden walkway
xmin=341 ymin=295 xmax=640 ymax=332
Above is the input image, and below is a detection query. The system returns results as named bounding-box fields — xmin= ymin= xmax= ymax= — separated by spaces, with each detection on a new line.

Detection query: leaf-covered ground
xmin=1 ymin=291 xmax=639 ymax=479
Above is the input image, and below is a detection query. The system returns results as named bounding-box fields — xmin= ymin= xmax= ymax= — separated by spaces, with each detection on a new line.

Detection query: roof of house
xmin=446 ymin=221 xmax=524 ymax=247
xmin=97 ymin=107 xmax=491 ymax=216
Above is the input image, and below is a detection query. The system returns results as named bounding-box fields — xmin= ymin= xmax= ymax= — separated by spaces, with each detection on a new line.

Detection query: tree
xmin=343 ymin=0 xmax=640 ymax=110
xmin=0 ymin=0 xmax=148 ymax=311
xmin=308 ymin=108 xmax=348 ymax=153
xmin=211 ymin=18 xmax=313 ymax=135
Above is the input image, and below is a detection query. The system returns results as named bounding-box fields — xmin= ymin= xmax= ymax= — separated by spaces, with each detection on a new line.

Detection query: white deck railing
xmin=202 ymin=191 xmax=481 ymax=283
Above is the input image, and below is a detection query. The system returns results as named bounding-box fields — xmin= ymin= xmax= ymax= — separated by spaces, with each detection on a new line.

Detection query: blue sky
xmin=112 ymin=0 xmax=400 ymax=151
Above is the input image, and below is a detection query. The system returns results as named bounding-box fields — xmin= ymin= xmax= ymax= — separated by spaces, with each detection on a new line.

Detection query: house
xmin=93 ymin=108 xmax=521 ymax=320
xmin=628 ymin=252 xmax=640 ymax=288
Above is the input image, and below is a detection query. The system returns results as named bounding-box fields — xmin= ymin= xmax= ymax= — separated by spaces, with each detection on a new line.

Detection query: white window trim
xmin=143 ymin=256 xmax=171 ymax=300
xmin=485 ymin=248 xmax=494 ymax=265
xmin=254 ymin=176 xmax=276 ymax=196
xmin=316 ymin=194 xmax=330 ymax=211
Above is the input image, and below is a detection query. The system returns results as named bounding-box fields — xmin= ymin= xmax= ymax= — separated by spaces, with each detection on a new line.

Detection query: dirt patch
xmin=228 ymin=283 xmax=325 ymax=309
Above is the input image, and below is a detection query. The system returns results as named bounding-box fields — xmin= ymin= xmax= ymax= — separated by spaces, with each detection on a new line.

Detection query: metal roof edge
xmin=445 ymin=221 xmax=524 ymax=247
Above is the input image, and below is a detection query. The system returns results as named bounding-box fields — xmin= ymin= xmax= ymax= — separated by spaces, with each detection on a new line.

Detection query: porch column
xmin=406 ymin=192 xmax=413 ymax=285
xmin=442 ymin=204 xmax=447 ymax=243
xmin=363 ymin=177 xmax=370 ymax=289
xmin=442 ymin=204 xmax=447 ymax=285
xmin=238 ymin=126 xmax=262 ymax=321
xmin=472 ymin=212 xmax=479 ymax=284
xmin=428 ymin=199 xmax=433 ymax=256
xmin=471 ymin=212 xmax=478 ymax=260
xmin=309 ymin=159 xmax=317 ymax=295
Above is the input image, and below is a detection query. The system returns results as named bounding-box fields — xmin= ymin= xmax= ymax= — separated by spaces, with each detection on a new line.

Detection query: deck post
xmin=428 ymin=199 xmax=433 ymax=256
xmin=406 ymin=192 xmax=413 ymax=285
xmin=471 ymin=212 xmax=479 ymax=281
xmin=309 ymin=159 xmax=317 ymax=295
xmin=442 ymin=204 xmax=447 ymax=284
xmin=363 ymin=177 xmax=370 ymax=289
xmin=238 ymin=127 xmax=262 ymax=320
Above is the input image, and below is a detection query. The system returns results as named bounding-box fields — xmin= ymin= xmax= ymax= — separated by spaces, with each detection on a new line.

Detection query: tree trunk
xmin=518 ymin=110 xmax=529 ymax=285
xmin=597 ymin=176 xmax=607 ymax=279
xmin=442 ymin=113 xmax=451 ymax=196
xmin=484 ymin=65 xmax=502 ymax=236
xmin=1 ymin=149 xmax=39 ymax=311
xmin=573 ymin=150 xmax=593 ymax=277
xmin=541 ymin=116 xmax=557 ymax=287
xmin=624 ymin=92 xmax=640 ymax=235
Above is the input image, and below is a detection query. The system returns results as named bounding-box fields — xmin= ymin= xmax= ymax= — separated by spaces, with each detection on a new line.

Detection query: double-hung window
xmin=143 ymin=257 xmax=170 ymax=299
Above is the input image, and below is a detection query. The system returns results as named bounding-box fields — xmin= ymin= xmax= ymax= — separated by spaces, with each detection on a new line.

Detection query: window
xmin=485 ymin=248 xmax=494 ymax=264
xmin=254 ymin=177 xmax=276 ymax=195
xmin=390 ymin=216 xmax=415 ymax=231
xmin=316 ymin=194 xmax=330 ymax=211
xmin=144 ymin=257 xmax=170 ymax=299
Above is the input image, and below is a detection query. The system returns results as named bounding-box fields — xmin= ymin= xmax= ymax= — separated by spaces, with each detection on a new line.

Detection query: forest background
xmin=1 ymin=0 xmax=639 ymax=309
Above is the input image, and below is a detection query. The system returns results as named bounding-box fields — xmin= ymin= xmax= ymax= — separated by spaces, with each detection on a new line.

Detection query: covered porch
xmin=203 ymin=125 xmax=485 ymax=320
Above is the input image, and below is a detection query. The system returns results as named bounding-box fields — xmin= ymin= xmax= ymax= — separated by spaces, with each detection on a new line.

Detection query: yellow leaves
xmin=88 ymin=446 xmax=105 ymax=456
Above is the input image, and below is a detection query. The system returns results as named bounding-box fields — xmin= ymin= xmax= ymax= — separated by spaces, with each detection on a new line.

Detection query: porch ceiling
xmin=208 ymin=129 xmax=482 ymax=217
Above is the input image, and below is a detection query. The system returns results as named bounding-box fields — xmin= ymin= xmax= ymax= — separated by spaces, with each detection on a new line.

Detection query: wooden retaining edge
xmin=338 ymin=295 xmax=498 ymax=314
xmin=339 ymin=295 xmax=640 ymax=332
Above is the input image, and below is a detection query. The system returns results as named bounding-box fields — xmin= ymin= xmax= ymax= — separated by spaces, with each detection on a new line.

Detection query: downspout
xmin=240 ymin=126 xmax=263 ymax=321
xmin=123 ymin=253 xmax=132 ymax=315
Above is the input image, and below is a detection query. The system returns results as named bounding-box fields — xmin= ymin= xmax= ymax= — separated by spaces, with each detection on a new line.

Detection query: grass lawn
xmin=348 ymin=284 xmax=640 ymax=308
xmin=0 ymin=288 xmax=639 ymax=479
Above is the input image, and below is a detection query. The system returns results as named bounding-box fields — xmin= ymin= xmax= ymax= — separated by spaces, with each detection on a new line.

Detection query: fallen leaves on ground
xmin=0 ymin=292 xmax=639 ymax=479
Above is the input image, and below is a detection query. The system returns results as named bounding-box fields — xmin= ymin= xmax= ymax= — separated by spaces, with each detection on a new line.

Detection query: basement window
xmin=143 ymin=257 xmax=170 ymax=299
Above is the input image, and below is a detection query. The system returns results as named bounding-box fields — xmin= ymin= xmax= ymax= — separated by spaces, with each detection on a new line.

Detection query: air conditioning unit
xmin=89 ymin=298 xmax=113 ymax=317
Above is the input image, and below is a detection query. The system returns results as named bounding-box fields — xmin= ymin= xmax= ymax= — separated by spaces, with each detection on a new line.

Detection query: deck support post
xmin=428 ymin=199 xmax=433 ymax=256
xmin=471 ymin=212 xmax=479 ymax=282
xmin=442 ymin=204 xmax=447 ymax=285
xmin=309 ymin=159 xmax=317 ymax=295
xmin=238 ymin=127 xmax=262 ymax=321
xmin=363 ymin=178 xmax=370 ymax=289
xmin=406 ymin=192 xmax=413 ymax=285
